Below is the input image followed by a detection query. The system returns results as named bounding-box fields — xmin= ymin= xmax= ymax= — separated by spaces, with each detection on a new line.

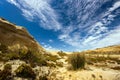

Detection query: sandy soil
xmin=48 ymin=53 xmax=120 ymax=80
xmin=49 ymin=65 xmax=120 ymax=80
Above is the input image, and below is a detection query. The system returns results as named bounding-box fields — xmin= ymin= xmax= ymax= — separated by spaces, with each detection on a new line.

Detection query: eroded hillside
xmin=0 ymin=18 xmax=44 ymax=53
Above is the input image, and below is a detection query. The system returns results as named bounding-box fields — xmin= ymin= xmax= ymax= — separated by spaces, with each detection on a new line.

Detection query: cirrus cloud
xmin=7 ymin=0 xmax=120 ymax=51
xmin=7 ymin=0 xmax=61 ymax=31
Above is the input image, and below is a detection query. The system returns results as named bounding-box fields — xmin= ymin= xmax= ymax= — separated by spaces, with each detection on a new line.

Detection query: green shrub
xmin=0 ymin=44 xmax=8 ymax=53
xmin=56 ymin=62 xmax=63 ymax=67
xmin=15 ymin=64 xmax=36 ymax=79
xmin=6 ymin=53 xmax=19 ymax=60
xmin=57 ymin=51 xmax=67 ymax=57
xmin=0 ymin=52 xmax=20 ymax=62
xmin=4 ymin=64 xmax=12 ymax=70
xmin=0 ymin=47 xmax=47 ymax=67
xmin=68 ymin=53 xmax=86 ymax=70
xmin=19 ymin=49 xmax=47 ymax=67
xmin=46 ymin=54 xmax=59 ymax=62
xmin=39 ymin=76 xmax=48 ymax=80
xmin=18 ymin=48 xmax=28 ymax=59
xmin=0 ymin=64 xmax=12 ymax=80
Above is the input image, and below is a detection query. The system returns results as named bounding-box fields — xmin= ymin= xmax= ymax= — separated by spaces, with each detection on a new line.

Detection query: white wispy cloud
xmin=48 ymin=39 xmax=53 ymax=43
xmin=7 ymin=0 xmax=120 ymax=51
xmin=90 ymin=26 xmax=120 ymax=49
xmin=99 ymin=31 xmax=120 ymax=46
xmin=59 ymin=25 xmax=120 ymax=51
xmin=58 ymin=1 xmax=120 ymax=51
xmin=7 ymin=0 xmax=61 ymax=31
xmin=109 ymin=1 xmax=120 ymax=12
xmin=43 ymin=43 xmax=59 ymax=51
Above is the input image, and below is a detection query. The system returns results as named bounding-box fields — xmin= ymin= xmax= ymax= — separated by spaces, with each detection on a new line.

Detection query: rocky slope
xmin=0 ymin=18 xmax=51 ymax=80
xmin=83 ymin=45 xmax=120 ymax=55
xmin=95 ymin=45 xmax=120 ymax=52
xmin=0 ymin=18 xmax=44 ymax=53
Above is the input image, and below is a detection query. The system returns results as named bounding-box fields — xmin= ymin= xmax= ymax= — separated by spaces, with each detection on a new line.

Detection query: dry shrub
xmin=15 ymin=64 xmax=36 ymax=79
xmin=0 ymin=64 xmax=12 ymax=80
xmin=68 ymin=52 xmax=86 ymax=70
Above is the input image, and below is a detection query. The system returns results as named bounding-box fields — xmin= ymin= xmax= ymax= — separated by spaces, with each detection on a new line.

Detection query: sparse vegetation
xmin=56 ymin=62 xmax=63 ymax=67
xmin=18 ymin=49 xmax=47 ymax=67
xmin=46 ymin=53 xmax=60 ymax=62
xmin=0 ymin=43 xmax=8 ymax=53
xmin=39 ymin=76 xmax=48 ymax=80
xmin=44 ymin=53 xmax=61 ymax=67
xmin=111 ymin=66 xmax=120 ymax=70
xmin=6 ymin=53 xmax=19 ymax=60
xmin=87 ymin=56 xmax=107 ymax=63
xmin=68 ymin=52 xmax=86 ymax=70
xmin=15 ymin=64 xmax=36 ymax=79
xmin=0 ymin=47 xmax=47 ymax=67
xmin=0 ymin=64 xmax=12 ymax=80
xmin=57 ymin=51 xmax=67 ymax=57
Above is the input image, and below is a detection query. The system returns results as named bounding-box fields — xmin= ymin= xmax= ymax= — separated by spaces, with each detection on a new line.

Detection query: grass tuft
xmin=68 ymin=52 xmax=86 ymax=70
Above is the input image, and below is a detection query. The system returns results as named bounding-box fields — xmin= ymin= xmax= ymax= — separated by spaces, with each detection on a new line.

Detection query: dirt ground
xmin=48 ymin=53 xmax=120 ymax=80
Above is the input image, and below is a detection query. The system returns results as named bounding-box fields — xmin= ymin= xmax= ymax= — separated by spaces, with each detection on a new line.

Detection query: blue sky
xmin=0 ymin=0 xmax=120 ymax=51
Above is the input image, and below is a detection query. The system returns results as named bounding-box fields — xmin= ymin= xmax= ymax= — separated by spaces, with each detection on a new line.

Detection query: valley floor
xmin=48 ymin=54 xmax=120 ymax=80
xmin=50 ymin=66 xmax=120 ymax=80
xmin=0 ymin=53 xmax=120 ymax=80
